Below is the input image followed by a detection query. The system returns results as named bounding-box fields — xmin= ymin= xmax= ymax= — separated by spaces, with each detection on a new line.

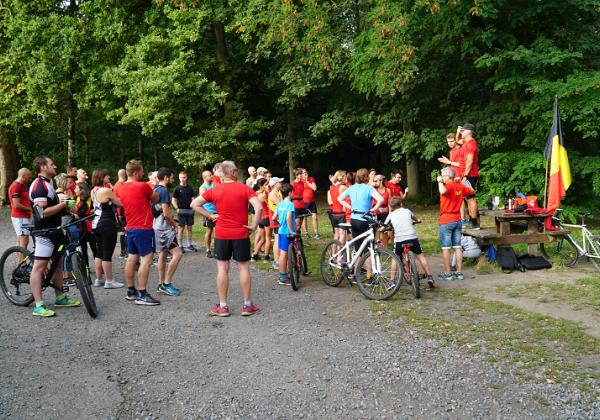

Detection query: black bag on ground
xmin=496 ymin=247 xmax=525 ymax=273
xmin=518 ymin=253 xmax=552 ymax=270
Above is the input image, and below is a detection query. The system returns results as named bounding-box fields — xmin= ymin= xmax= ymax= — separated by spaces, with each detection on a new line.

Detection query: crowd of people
xmin=6 ymin=123 xmax=481 ymax=317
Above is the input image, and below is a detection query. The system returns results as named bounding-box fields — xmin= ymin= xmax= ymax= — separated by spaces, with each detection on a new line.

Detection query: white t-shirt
xmin=385 ymin=208 xmax=417 ymax=242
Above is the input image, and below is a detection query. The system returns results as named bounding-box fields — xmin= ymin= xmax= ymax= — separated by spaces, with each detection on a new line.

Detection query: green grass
xmin=370 ymin=288 xmax=600 ymax=402
xmin=495 ymin=277 xmax=600 ymax=312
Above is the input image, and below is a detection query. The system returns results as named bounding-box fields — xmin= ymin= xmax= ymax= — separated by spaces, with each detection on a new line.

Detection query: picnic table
xmin=463 ymin=209 xmax=558 ymax=256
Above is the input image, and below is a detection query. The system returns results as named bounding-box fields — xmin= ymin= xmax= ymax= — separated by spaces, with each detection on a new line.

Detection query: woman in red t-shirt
xmin=373 ymin=174 xmax=391 ymax=247
xmin=327 ymin=170 xmax=348 ymax=243
xmin=251 ymin=179 xmax=271 ymax=261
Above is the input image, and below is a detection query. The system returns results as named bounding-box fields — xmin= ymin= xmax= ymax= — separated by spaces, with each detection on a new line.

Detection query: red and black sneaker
xmin=241 ymin=303 xmax=261 ymax=317
xmin=210 ymin=304 xmax=231 ymax=317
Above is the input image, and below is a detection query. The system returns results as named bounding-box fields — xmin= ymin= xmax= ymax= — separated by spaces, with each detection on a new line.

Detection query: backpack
xmin=496 ymin=247 xmax=525 ymax=273
xmin=518 ymin=253 xmax=552 ymax=270
xmin=152 ymin=185 xmax=166 ymax=218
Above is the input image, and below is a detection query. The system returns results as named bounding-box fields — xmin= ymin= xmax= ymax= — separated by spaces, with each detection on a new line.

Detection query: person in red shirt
xmin=386 ymin=169 xmax=407 ymax=200
xmin=438 ymin=133 xmax=467 ymax=221
xmin=437 ymin=166 xmax=474 ymax=281
xmin=327 ymin=170 xmax=347 ymax=244
xmin=9 ymin=168 xmax=33 ymax=248
xmin=113 ymin=169 xmax=128 ymax=258
xmin=191 ymin=160 xmax=262 ymax=317
xmin=291 ymin=168 xmax=307 ymax=232
xmin=65 ymin=165 xmax=77 ymax=195
xmin=456 ymin=123 xmax=480 ymax=229
xmin=114 ymin=160 xmax=160 ymax=306
xmin=373 ymin=174 xmax=391 ymax=247
xmin=302 ymin=169 xmax=319 ymax=239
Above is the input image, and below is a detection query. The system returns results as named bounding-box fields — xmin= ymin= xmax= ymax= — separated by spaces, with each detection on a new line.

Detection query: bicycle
xmin=0 ymin=213 xmax=98 ymax=318
xmin=540 ymin=209 xmax=600 ymax=272
xmin=284 ymin=210 xmax=312 ymax=291
xmin=320 ymin=212 xmax=402 ymax=300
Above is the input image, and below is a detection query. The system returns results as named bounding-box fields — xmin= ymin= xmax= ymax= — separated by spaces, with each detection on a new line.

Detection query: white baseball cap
xmin=269 ymin=177 xmax=284 ymax=187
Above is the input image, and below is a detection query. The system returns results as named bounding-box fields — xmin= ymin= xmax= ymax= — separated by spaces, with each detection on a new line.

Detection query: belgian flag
xmin=544 ymin=97 xmax=571 ymax=229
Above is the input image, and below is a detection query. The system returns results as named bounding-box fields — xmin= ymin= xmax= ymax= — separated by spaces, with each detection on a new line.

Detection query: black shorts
xmin=304 ymin=201 xmax=317 ymax=213
xmin=375 ymin=212 xmax=389 ymax=224
xmin=178 ymin=213 xmax=195 ymax=227
xmin=295 ymin=207 xmax=309 ymax=218
xmin=214 ymin=238 xmax=251 ymax=262
xmin=258 ymin=218 xmax=270 ymax=229
xmin=466 ymin=176 xmax=478 ymax=198
xmin=350 ymin=219 xmax=370 ymax=252
xmin=204 ymin=217 xmax=216 ymax=228
xmin=394 ymin=238 xmax=423 ymax=255
xmin=328 ymin=211 xmax=346 ymax=228
xmin=94 ymin=227 xmax=118 ymax=262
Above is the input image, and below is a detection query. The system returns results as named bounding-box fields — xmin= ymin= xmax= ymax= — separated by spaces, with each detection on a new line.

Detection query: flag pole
xmin=543 ymin=158 xmax=549 ymax=209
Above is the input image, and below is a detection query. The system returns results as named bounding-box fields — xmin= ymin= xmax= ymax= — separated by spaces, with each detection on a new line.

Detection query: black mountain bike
xmin=287 ymin=233 xmax=307 ymax=291
xmin=0 ymin=214 xmax=98 ymax=318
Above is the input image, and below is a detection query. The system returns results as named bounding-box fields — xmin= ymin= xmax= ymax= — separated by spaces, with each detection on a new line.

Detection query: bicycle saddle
xmin=287 ymin=233 xmax=300 ymax=239
xmin=578 ymin=212 xmax=592 ymax=217
xmin=22 ymin=223 xmax=35 ymax=230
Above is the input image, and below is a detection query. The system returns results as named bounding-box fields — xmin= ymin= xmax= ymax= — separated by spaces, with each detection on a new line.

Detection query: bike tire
xmin=297 ymin=238 xmax=309 ymax=275
xmin=407 ymin=251 xmax=420 ymax=299
xmin=320 ymin=240 xmax=346 ymax=287
xmin=356 ymin=246 xmax=402 ymax=300
xmin=540 ymin=235 xmax=579 ymax=267
xmin=0 ymin=246 xmax=35 ymax=306
xmin=71 ymin=252 xmax=98 ymax=318
xmin=589 ymin=238 xmax=600 ymax=272
xmin=288 ymin=248 xmax=300 ymax=291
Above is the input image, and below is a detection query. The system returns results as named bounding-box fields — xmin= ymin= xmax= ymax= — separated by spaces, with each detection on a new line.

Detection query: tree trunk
xmin=0 ymin=127 xmax=19 ymax=206
xmin=153 ymin=142 xmax=159 ymax=170
xmin=213 ymin=22 xmax=233 ymax=125
xmin=82 ymin=129 xmax=90 ymax=168
xmin=138 ymin=135 xmax=144 ymax=162
xmin=286 ymin=109 xmax=296 ymax=181
xmin=67 ymin=94 xmax=76 ymax=166
xmin=406 ymin=155 xmax=420 ymax=199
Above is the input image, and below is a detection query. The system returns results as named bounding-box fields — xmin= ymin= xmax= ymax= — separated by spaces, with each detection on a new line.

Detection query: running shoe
xmin=104 ymin=280 xmax=125 ymax=289
xmin=135 ymin=292 xmax=161 ymax=306
xmin=437 ymin=272 xmax=454 ymax=282
xmin=181 ymin=247 xmax=187 ymax=254
xmin=126 ymin=288 xmax=139 ymax=301
xmin=426 ymin=275 xmax=435 ymax=288
xmin=152 ymin=258 xmax=158 ymax=267
xmin=93 ymin=278 xmax=105 ymax=287
xmin=263 ymin=255 xmax=272 ymax=262
xmin=272 ymin=261 xmax=278 ymax=270
xmin=188 ymin=244 xmax=198 ymax=252
xmin=241 ymin=303 xmax=261 ymax=316
xmin=303 ymin=231 xmax=310 ymax=238
xmin=157 ymin=283 xmax=181 ymax=296
xmin=210 ymin=304 xmax=230 ymax=317
xmin=63 ymin=277 xmax=76 ymax=287
xmin=314 ymin=233 xmax=321 ymax=240
xmin=32 ymin=304 xmax=55 ymax=317
xmin=277 ymin=278 xmax=291 ymax=286
xmin=251 ymin=254 xmax=260 ymax=262
xmin=54 ymin=295 xmax=81 ymax=307
xmin=206 ymin=250 xmax=213 ymax=259
xmin=453 ymin=272 xmax=465 ymax=280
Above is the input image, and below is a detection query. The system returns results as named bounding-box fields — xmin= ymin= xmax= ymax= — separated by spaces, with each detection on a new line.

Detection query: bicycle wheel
xmin=288 ymin=247 xmax=300 ymax=291
xmin=405 ymin=251 xmax=420 ymax=299
xmin=540 ymin=235 xmax=579 ymax=267
xmin=356 ymin=246 xmax=402 ymax=300
xmin=589 ymin=238 xmax=600 ymax=272
xmin=320 ymin=240 xmax=346 ymax=287
xmin=70 ymin=252 xmax=98 ymax=318
xmin=297 ymin=238 xmax=309 ymax=275
xmin=0 ymin=246 xmax=35 ymax=306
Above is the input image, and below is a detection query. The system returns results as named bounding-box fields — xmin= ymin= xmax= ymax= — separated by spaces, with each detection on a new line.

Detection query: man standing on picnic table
xmin=456 ymin=123 xmax=480 ymax=230
xmin=191 ymin=160 xmax=262 ymax=317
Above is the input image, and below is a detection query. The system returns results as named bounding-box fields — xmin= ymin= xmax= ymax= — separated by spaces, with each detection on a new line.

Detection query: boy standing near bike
xmin=384 ymin=196 xmax=434 ymax=288
xmin=29 ymin=156 xmax=81 ymax=317
xmin=272 ymin=184 xmax=296 ymax=286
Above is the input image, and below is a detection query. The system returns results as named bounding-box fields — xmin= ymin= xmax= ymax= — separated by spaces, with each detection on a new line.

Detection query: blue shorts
xmin=126 ymin=229 xmax=155 ymax=256
xmin=278 ymin=234 xmax=291 ymax=252
xmin=438 ymin=221 xmax=462 ymax=250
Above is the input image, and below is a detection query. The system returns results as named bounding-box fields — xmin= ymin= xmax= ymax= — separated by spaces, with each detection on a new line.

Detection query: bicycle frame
xmin=558 ymin=222 xmax=600 ymax=259
xmin=328 ymin=227 xmax=379 ymax=273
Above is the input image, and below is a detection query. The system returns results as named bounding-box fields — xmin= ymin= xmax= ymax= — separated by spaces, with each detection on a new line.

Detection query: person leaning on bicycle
xmin=272 ymin=183 xmax=296 ymax=286
xmin=28 ymin=156 xmax=81 ymax=317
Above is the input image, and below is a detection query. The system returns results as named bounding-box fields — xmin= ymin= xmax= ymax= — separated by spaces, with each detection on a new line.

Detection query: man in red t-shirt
xmin=437 ymin=166 xmax=474 ymax=281
xmin=115 ymin=160 xmax=160 ymax=306
xmin=301 ymin=169 xmax=319 ymax=238
xmin=386 ymin=169 xmax=406 ymax=199
xmin=9 ymin=168 xmax=33 ymax=248
xmin=291 ymin=168 xmax=306 ymax=232
xmin=438 ymin=133 xmax=462 ymax=177
xmin=191 ymin=160 xmax=262 ymax=317
xmin=456 ymin=123 xmax=480 ymax=229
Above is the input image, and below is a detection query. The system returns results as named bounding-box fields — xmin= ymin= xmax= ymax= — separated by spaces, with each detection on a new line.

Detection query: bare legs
xmin=215 ymin=259 xmax=253 ymax=304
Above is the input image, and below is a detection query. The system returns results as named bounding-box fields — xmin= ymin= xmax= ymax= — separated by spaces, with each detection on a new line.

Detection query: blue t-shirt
xmin=201 ymin=184 xmax=217 ymax=213
xmin=275 ymin=200 xmax=296 ymax=236
xmin=152 ymin=185 xmax=172 ymax=230
xmin=343 ymin=184 xmax=376 ymax=221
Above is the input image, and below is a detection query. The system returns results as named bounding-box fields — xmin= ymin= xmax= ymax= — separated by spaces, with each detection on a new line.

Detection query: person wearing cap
xmin=456 ymin=123 xmax=480 ymax=230
xmin=246 ymin=166 xmax=257 ymax=187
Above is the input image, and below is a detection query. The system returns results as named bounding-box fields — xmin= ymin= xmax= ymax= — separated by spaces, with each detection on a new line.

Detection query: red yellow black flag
xmin=544 ymin=97 xmax=571 ymax=228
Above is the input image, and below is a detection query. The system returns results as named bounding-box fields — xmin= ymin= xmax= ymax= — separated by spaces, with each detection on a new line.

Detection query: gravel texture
xmin=0 ymin=223 xmax=598 ymax=419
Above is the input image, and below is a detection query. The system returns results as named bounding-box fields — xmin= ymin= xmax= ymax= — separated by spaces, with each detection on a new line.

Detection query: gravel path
xmin=0 ymin=221 xmax=597 ymax=419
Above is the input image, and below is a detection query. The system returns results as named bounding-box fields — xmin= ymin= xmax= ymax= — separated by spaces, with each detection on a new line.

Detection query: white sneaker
xmin=104 ymin=281 xmax=125 ymax=289
xmin=93 ymin=279 xmax=105 ymax=287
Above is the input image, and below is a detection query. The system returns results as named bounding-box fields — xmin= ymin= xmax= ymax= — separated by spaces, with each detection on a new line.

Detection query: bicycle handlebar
xmin=31 ymin=213 xmax=96 ymax=236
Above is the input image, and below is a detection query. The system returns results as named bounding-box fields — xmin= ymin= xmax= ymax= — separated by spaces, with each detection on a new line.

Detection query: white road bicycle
xmin=320 ymin=212 xmax=402 ymax=300
xmin=540 ymin=209 xmax=600 ymax=272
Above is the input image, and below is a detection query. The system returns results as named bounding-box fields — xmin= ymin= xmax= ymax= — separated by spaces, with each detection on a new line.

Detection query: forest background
xmin=0 ymin=0 xmax=599 ymax=213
